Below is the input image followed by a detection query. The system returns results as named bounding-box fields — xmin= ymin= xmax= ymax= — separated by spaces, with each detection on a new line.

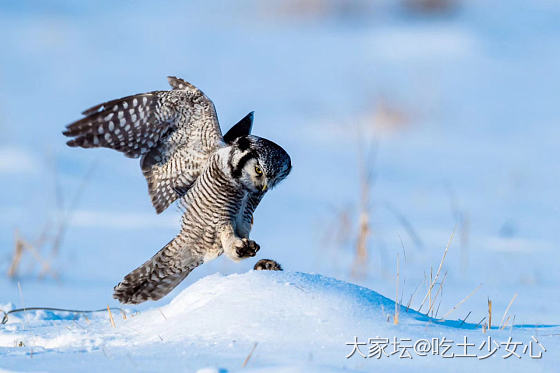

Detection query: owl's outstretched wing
xmin=63 ymin=77 xmax=225 ymax=213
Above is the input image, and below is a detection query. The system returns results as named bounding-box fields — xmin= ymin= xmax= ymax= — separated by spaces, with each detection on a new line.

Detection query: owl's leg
xmin=220 ymin=224 xmax=260 ymax=262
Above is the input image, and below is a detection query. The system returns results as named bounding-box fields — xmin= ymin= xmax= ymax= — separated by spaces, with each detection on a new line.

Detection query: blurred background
xmin=1 ymin=0 xmax=559 ymax=323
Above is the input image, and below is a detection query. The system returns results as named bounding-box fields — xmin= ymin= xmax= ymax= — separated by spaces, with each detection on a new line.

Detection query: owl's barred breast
xmin=179 ymin=151 xmax=246 ymax=260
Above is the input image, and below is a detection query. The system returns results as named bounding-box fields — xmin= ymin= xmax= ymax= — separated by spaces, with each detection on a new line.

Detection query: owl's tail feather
xmin=113 ymin=237 xmax=202 ymax=304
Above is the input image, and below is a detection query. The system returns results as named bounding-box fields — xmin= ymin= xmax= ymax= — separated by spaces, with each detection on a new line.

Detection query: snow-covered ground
xmin=1 ymin=271 xmax=558 ymax=372
xmin=1 ymin=0 xmax=559 ymax=371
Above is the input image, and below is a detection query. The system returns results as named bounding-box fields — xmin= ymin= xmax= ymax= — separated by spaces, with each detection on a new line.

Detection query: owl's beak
xmin=261 ymin=183 xmax=268 ymax=192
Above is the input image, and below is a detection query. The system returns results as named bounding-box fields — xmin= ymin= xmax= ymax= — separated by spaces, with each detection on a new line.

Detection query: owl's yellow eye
xmin=255 ymin=165 xmax=263 ymax=176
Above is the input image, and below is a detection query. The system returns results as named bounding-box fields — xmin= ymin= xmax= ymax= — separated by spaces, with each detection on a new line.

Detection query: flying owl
xmin=63 ymin=76 xmax=291 ymax=304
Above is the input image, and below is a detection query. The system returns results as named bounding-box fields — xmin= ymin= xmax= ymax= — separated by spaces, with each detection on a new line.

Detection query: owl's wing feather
xmin=113 ymin=234 xmax=203 ymax=304
xmin=63 ymin=76 xmax=224 ymax=213
xmin=64 ymin=92 xmax=167 ymax=157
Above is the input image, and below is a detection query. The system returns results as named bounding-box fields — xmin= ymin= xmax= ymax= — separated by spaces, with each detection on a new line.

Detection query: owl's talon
xmin=235 ymin=238 xmax=260 ymax=259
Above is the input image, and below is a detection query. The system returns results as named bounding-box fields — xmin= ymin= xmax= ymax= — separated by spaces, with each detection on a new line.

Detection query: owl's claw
xmin=235 ymin=238 xmax=260 ymax=259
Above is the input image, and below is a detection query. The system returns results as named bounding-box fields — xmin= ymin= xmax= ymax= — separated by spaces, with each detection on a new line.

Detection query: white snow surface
xmin=1 ymin=271 xmax=558 ymax=372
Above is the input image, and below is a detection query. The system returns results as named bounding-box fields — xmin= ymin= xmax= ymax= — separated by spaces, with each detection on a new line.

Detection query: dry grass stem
xmin=8 ymin=231 xmax=24 ymax=278
xmin=460 ymin=311 xmax=471 ymax=326
xmin=428 ymin=267 xmax=432 ymax=314
xmin=418 ymin=228 xmax=455 ymax=312
xmin=107 ymin=306 xmax=116 ymax=328
xmin=394 ymin=254 xmax=400 ymax=325
xmin=406 ymin=282 xmax=421 ymax=312
xmin=500 ymin=315 xmax=511 ymax=330
xmin=351 ymin=142 xmax=376 ymax=278
xmin=499 ymin=293 xmax=518 ymax=329
xmin=384 ymin=203 xmax=424 ymax=250
xmin=8 ymin=231 xmax=58 ymax=280
xmin=398 ymin=234 xmax=407 ymax=263
xmin=440 ymin=283 xmax=482 ymax=320
xmin=242 ymin=342 xmax=258 ymax=368
xmin=488 ymin=298 xmax=492 ymax=329
xmin=435 ymin=298 xmax=442 ymax=318
xmin=427 ymin=271 xmax=448 ymax=316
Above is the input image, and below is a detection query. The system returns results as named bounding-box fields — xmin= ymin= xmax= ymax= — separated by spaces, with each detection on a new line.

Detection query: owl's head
xmin=229 ymin=135 xmax=291 ymax=193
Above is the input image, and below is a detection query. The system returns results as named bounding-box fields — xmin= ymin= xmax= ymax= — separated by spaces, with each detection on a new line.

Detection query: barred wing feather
xmin=63 ymin=77 xmax=224 ymax=213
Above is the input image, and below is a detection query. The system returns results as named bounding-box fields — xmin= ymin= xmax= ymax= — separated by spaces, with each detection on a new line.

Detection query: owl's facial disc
xmin=230 ymin=135 xmax=290 ymax=193
xmin=241 ymin=157 xmax=268 ymax=193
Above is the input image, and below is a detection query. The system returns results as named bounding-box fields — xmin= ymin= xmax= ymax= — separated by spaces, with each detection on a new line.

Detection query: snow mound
xmin=131 ymin=271 xmax=428 ymax=345
xmin=2 ymin=271 xmax=558 ymax=372
xmin=0 ymin=271 xmax=426 ymax=351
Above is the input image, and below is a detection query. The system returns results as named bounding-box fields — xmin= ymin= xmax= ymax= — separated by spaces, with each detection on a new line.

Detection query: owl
xmin=63 ymin=76 xmax=291 ymax=304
